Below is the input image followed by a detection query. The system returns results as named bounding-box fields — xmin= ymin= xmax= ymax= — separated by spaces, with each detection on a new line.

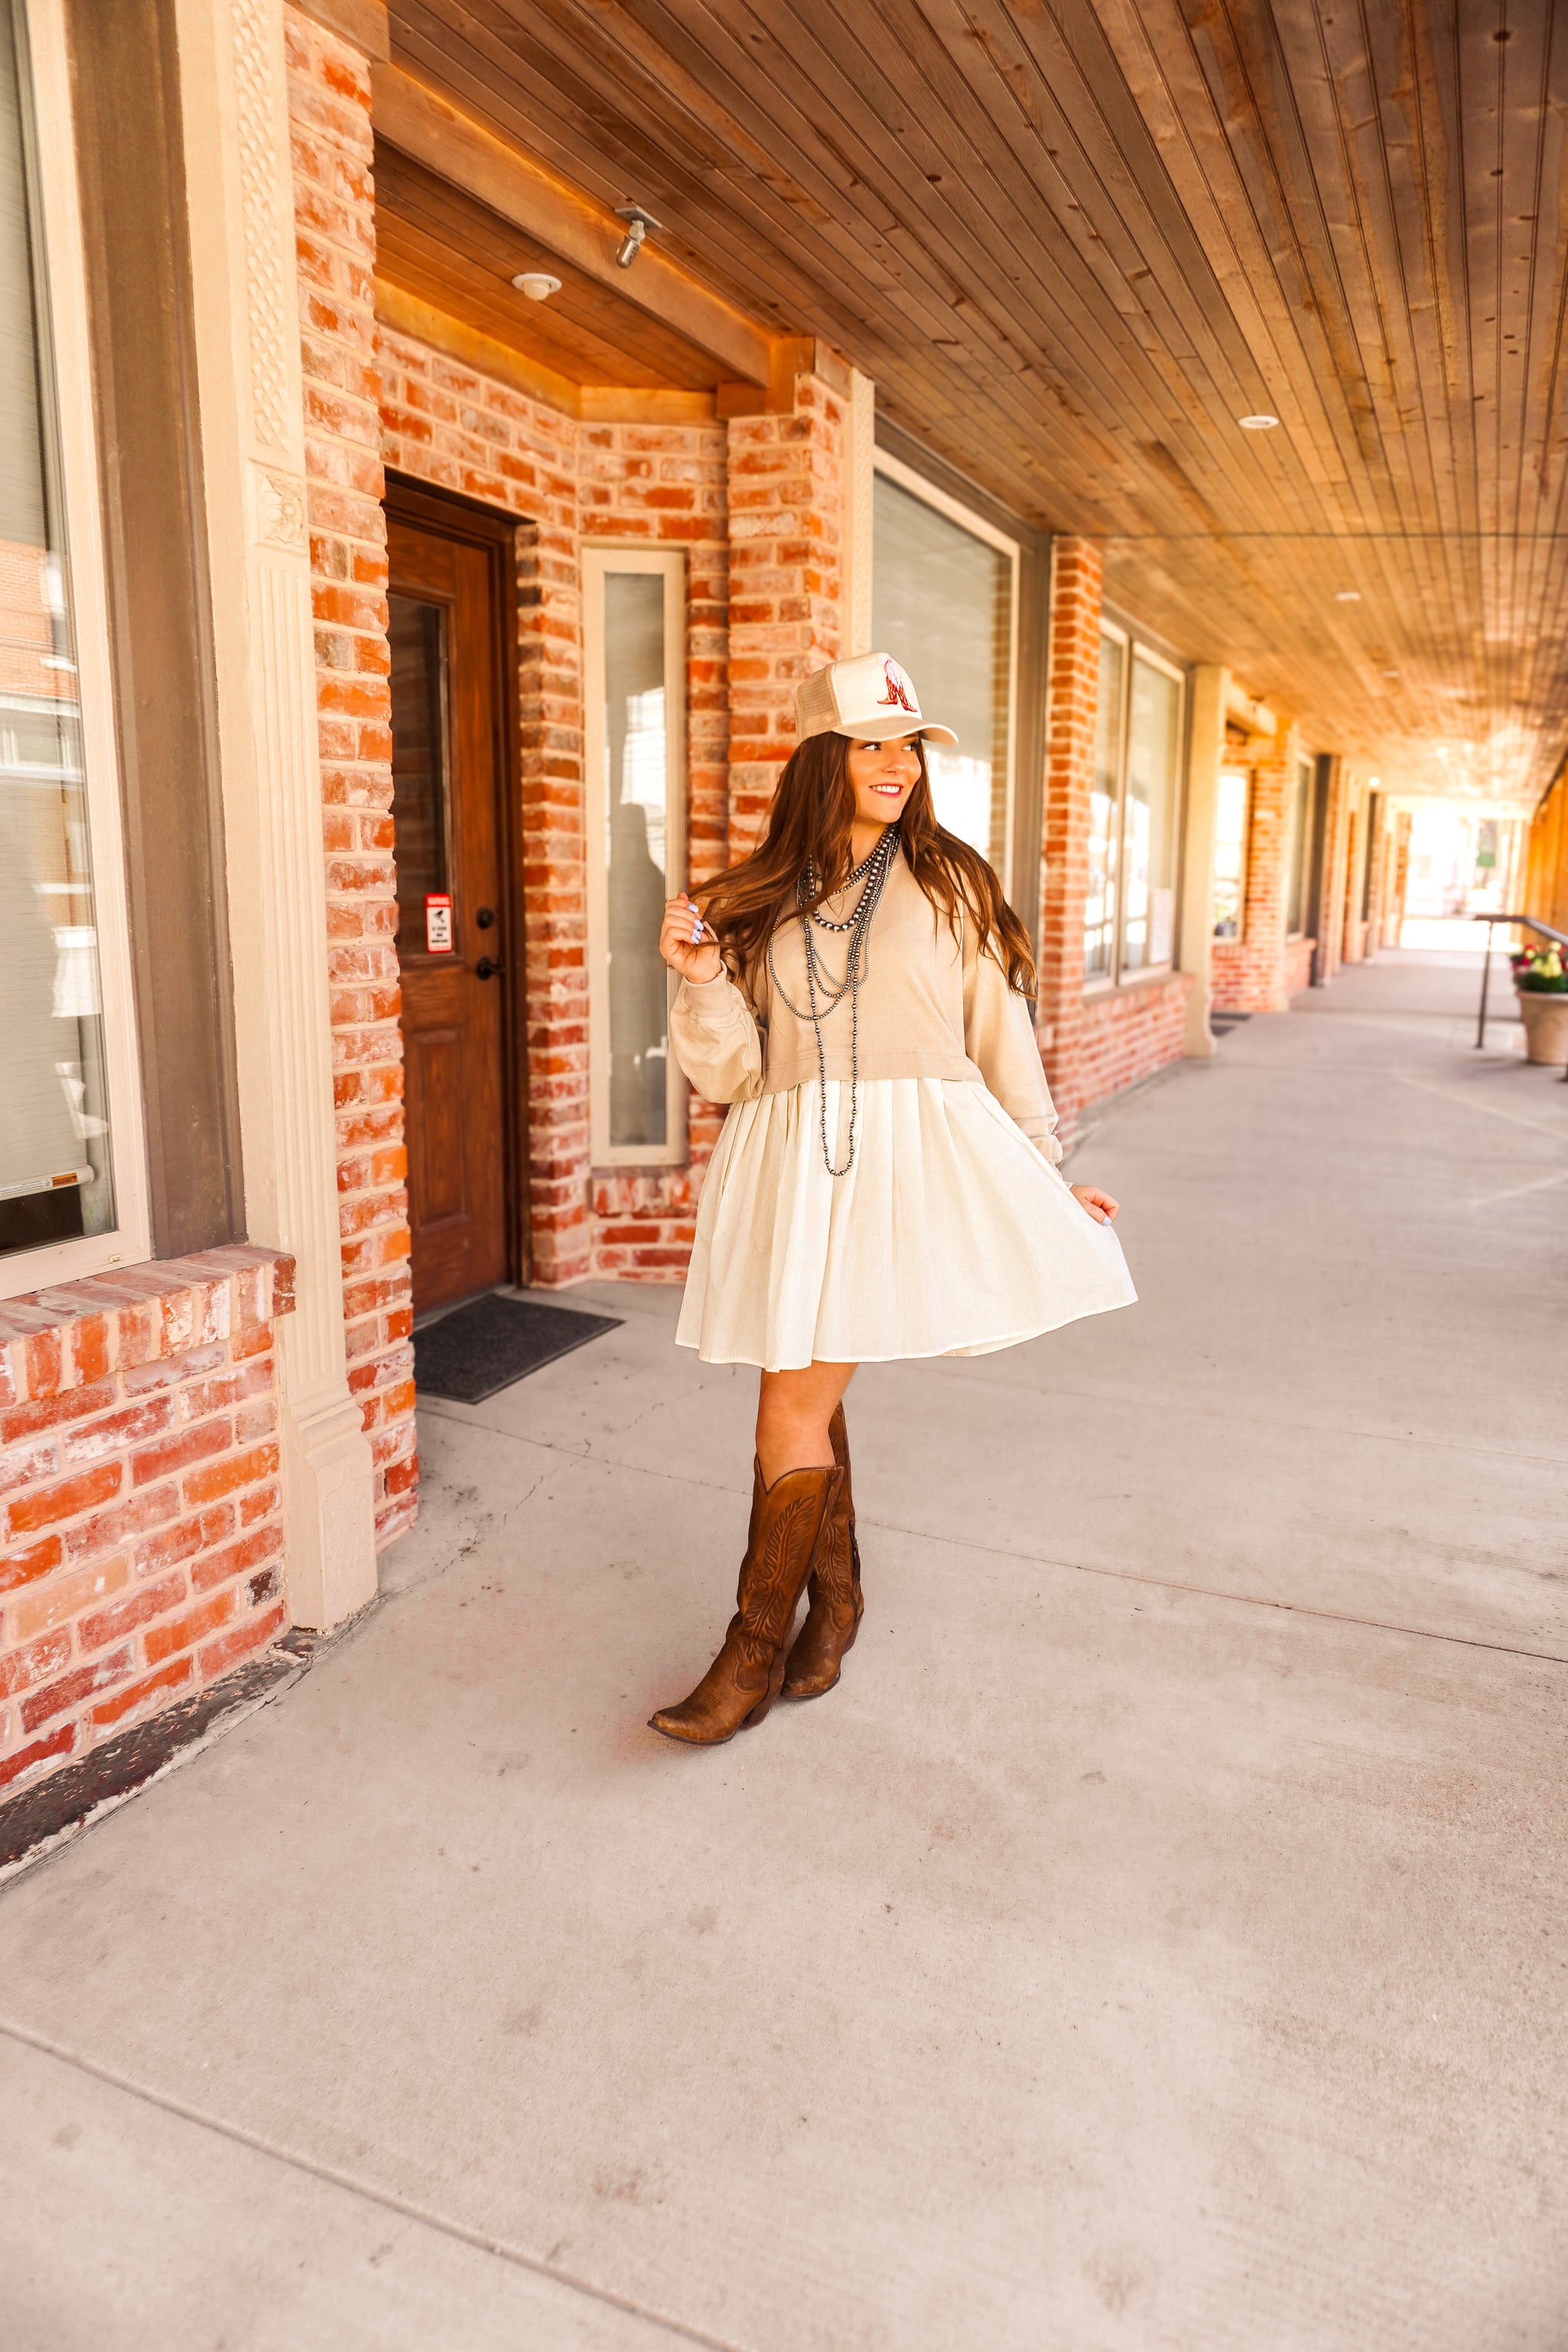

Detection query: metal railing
xmin=1475 ymin=913 xmax=1568 ymax=1076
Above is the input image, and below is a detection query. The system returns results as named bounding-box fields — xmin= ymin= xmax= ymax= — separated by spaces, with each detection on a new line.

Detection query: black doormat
xmin=413 ymin=1292 xmax=622 ymax=1405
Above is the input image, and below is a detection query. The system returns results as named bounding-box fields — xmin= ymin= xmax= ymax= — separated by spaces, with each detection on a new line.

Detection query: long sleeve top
xmin=668 ymin=852 xmax=1063 ymax=1161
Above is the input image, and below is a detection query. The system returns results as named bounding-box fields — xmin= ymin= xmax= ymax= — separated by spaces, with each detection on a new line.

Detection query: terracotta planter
xmin=1515 ymin=988 xmax=1568 ymax=1065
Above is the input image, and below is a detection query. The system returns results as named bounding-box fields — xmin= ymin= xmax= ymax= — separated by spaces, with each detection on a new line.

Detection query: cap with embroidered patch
xmin=794 ymin=652 xmax=959 ymax=749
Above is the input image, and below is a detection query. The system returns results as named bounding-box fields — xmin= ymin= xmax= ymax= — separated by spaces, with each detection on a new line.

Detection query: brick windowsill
xmin=0 ymin=1246 xmax=296 ymax=1410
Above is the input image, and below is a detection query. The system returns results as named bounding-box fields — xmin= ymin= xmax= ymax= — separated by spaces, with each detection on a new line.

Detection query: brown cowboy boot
xmin=782 ymin=1403 xmax=862 ymax=1700
xmin=649 ymin=1459 xmax=842 ymax=1746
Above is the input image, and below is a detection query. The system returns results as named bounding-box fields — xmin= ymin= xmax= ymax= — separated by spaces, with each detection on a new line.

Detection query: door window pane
xmin=1214 ymin=769 xmax=1250 ymax=939
xmin=0 ymin=10 xmax=113 ymax=1260
xmin=388 ymin=594 xmax=450 ymax=959
xmin=1122 ymin=656 xmax=1181 ymax=972
xmin=872 ymin=472 xmax=1012 ymax=871
xmin=1286 ymin=756 xmax=1313 ymax=935
xmin=1085 ymin=632 xmax=1122 ymax=978
xmin=603 ymin=571 xmax=670 ymax=1150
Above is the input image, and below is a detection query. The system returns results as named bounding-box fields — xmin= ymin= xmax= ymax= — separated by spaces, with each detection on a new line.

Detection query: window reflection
xmin=0 ymin=10 xmax=113 ymax=1259
xmin=872 ymin=473 xmax=1013 ymax=870
xmin=604 ymin=573 xmax=669 ymax=1149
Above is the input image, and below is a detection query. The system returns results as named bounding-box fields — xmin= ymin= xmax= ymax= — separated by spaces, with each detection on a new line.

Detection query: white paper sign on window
xmin=425 ymin=893 xmax=452 ymax=953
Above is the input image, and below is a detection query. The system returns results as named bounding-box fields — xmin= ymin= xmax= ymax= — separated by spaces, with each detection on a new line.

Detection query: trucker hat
xmin=794 ymin=652 xmax=959 ymax=748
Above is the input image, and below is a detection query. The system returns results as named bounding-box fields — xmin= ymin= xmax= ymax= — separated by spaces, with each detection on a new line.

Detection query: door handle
xmin=475 ymin=956 xmax=505 ymax=981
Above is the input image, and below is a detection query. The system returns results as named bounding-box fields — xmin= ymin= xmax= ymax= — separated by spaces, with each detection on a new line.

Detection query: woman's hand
xmin=1071 ymin=1184 xmax=1119 ymax=1226
xmin=660 ymin=892 xmax=723 ymax=984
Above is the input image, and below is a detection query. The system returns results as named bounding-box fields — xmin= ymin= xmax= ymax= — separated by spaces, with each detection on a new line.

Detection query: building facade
xmin=0 ymin=0 xmax=1416 ymax=1827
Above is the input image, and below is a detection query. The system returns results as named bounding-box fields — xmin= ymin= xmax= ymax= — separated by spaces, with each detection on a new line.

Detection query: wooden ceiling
xmin=381 ymin=0 xmax=1568 ymax=808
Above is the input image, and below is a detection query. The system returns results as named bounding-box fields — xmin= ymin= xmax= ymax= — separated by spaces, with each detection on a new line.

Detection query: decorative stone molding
xmin=250 ymin=462 xmax=309 ymax=553
xmin=844 ymin=369 xmax=875 ymax=658
xmin=172 ymin=0 xmax=377 ymax=1630
xmin=227 ymin=0 xmax=295 ymax=455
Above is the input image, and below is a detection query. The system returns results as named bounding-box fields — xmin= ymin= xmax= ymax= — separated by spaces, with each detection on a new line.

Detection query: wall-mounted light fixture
xmin=615 ymin=204 xmax=661 ymax=268
xmin=512 ymin=271 xmax=562 ymax=300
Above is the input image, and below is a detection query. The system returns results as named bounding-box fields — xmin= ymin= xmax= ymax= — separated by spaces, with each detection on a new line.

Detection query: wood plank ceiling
xmin=384 ymin=0 xmax=1568 ymax=808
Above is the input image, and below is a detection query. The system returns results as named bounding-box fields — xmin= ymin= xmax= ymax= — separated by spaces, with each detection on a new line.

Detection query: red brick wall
xmin=724 ymin=372 xmax=844 ymax=860
xmin=286 ymin=8 xmax=416 ymax=1544
xmin=1076 ymin=977 xmax=1190 ymax=1114
xmin=0 ymin=1252 xmax=293 ymax=1798
xmin=1037 ymin=540 xmax=1191 ymax=1136
xmin=1209 ymin=724 xmax=1299 ymax=1014
xmin=1283 ymin=936 xmax=1315 ymax=997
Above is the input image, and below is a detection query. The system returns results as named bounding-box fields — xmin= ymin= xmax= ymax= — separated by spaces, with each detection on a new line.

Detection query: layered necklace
xmin=766 ymin=825 xmax=900 ymax=1177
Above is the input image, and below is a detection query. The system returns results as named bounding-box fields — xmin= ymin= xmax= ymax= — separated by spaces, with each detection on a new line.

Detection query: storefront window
xmin=1213 ymin=769 xmax=1250 ymax=939
xmin=1084 ymin=632 xmax=1123 ymax=978
xmin=871 ymin=466 xmax=1015 ymax=877
xmin=0 ymin=7 xmax=114 ymax=1263
xmin=585 ymin=549 xmax=687 ymax=1165
xmin=1122 ymin=656 xmax=1181 ymax=971
xmin=1286 ymin=755 xmax=1315 ymax=936
xmin=1086 ymin=627 xmax=1184 ymax=980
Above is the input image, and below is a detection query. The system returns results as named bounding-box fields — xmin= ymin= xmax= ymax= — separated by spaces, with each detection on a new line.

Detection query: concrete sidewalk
xmin=2 ymin=953 xmax=1565 ymax=2352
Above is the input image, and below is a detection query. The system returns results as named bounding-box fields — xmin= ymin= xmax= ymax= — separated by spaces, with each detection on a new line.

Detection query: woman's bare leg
xmin=756 ymin=1361 xmax=858 ymax=1486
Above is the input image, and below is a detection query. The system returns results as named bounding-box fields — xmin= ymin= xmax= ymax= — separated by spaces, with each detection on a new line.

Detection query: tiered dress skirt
xmin=675 ymin=1076 xmax=1138 ymax=1372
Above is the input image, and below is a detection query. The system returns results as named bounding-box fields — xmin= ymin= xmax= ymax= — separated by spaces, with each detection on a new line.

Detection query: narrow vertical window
xmin=585 ymin=548 xmax=687 ymax=1166
xmin=1122 ymin=654 xmax=1182 ymax=972
xmin=1213 ymin=770 xmax=1251 ymax=939
xmin=1285 ymin=754 xmax=1314 ymax=936
xmin=0 ymin=0 xmax=140 ymax=1285
xmin=1085 ymin=629 xmax=1123 ymax=978
xmin=871 ymin=462 xmax=1018 ymax=880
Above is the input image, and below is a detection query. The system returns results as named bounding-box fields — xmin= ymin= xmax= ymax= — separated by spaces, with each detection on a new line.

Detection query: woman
xmin=649 ymin=652 xmax=1135 ymax=1746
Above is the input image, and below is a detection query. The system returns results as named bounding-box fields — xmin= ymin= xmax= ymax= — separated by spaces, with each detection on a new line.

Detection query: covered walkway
xmin=2 ymin=954 xmax=1564 ymax=2352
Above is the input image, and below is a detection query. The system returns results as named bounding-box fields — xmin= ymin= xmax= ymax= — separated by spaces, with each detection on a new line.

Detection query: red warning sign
xmin=425 ymin=893 xmax=453 ymax=953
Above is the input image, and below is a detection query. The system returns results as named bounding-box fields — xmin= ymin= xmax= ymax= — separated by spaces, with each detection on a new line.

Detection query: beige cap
xmin=795 ymin=652 xmax=959 ymax=749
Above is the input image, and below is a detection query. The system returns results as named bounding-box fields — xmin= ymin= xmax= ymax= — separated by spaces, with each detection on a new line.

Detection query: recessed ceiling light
xmin=1238 ymin=413 xmax=1279 ymax=430
xmin=512 ymin=272 xmax=562 ymax=300
xmin=1383 ymin=668 xmax=1400 ymax=678
xmin=1335 ymin=590 xmax=1361 ymax=602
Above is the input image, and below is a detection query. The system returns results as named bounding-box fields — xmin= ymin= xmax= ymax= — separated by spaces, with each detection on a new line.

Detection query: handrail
xmin=1476 ymin=913 xmax=1568 ymax=1080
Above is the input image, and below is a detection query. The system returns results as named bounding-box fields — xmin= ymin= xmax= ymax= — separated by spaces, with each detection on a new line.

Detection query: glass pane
xmin=1121 ymin=657 xmax=1181 ymax=972
xmin=1085 ymin=632 xmax=1122 ymax=978
xmin=0 ymin=9 xmax=113 ymax=1262
xmin=1286 ymin=756 xmax=1312 ymax=934
xmin=1213 ymin=769 xmax=1250 ymax=939
xmin=389 ymin=593 xmax=449 ymax=959
xmin=872 ymin=473 xmax=1011 ymax=868
xmin=604 ymin=571 xmax=669 ymax=1151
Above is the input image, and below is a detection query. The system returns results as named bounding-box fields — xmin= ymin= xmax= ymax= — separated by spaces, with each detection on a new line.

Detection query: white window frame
xmin=1085 ymin=628 xmax=1187 ymax=991
xmin=584 ymin=544 xmax=688 ymax=1169
xmin=871 ymin=446 xmax=1021 ymax=895
xmin=0 ymin=0 xmax=149 ymax=1302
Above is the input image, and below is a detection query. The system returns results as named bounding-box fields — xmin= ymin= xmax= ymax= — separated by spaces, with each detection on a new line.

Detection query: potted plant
xmin=1512 ymin=942 xmax=1568 ymax=1064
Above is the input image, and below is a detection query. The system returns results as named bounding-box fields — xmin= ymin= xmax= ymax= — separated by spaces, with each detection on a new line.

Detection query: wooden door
xmin=388 ymin=506 xmax=516 ymax=1313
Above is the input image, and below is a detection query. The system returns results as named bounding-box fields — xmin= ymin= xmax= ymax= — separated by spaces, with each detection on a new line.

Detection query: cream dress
xmin=670 ymin=854 xmax=1136 ymax=1371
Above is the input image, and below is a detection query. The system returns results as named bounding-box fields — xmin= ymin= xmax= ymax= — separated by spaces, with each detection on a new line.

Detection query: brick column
xmin=1316 ymin=756 xmax=1353 ymax=979
xmin=1210 ymin=720 xmax=1300 ymax=1013
xmin=1037 ymin=538 xmax=1102 ymax=1135
xmin=285 ymin=9 xmax=416 ymax=1543
xmin=725 ymin=369 xmax=845 ymax=860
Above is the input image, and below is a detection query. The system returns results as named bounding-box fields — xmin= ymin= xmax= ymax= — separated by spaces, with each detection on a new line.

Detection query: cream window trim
xmin=1086 ymin=627 xmax=1187 ymax=991
xmin=871 ymin=446 xmax=1021 ymax=896
xmin=584 ymin=544 xmax=688 ymax=1169
xmin=0 ymin=0 xmax=149 ymax=1302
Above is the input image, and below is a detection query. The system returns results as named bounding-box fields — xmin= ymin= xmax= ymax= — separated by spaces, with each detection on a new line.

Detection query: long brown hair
xmin=697 ymin=733 xmax=1036 ymax=996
